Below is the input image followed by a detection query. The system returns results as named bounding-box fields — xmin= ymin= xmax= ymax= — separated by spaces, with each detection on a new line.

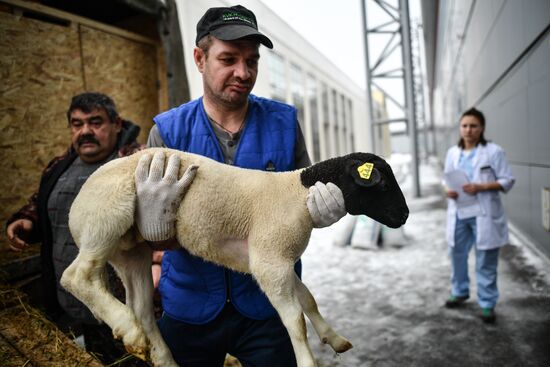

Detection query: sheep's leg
xmin=60 ymin=245 xmax=148 ymax=360
xmin=294 ymin=274 xmax=353 ymax=353
xmin=110 ymin=244 xmax=177 ymax=367
xmin=250 ymin=257 xmax=317 ymax=367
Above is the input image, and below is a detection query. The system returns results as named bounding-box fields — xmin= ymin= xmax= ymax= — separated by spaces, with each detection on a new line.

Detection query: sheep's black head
xmin=300 ymin=152 xmax=409 ymax=228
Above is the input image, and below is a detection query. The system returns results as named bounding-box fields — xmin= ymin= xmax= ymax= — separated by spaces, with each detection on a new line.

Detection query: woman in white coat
xmin=443 ymin=107 xmax=515 ymax=323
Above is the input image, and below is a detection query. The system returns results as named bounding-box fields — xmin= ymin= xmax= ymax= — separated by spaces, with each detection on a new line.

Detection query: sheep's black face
xmin=300 ymin=153 xmax=409 ymax=228
xmin=338 ymin=154 xmax=409 ymax=228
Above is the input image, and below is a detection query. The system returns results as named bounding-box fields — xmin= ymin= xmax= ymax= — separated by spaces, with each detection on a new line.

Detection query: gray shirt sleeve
xmin=295 ymin=123 xmax=311 ymax=169
xmin=146 ymin=125 xmax=166 ymax=148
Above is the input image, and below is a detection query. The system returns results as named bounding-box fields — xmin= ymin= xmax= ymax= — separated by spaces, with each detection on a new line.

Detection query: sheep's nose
xmin=401 ymin=209 xmax=409 ymax=224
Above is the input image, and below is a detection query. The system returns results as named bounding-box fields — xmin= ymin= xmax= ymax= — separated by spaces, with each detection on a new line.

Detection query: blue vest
xmin=155 ymin=94 xmax=300 ymax=324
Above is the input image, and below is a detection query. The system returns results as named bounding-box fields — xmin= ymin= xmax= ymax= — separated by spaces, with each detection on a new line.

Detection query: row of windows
xmin=267 ymin=51 xmax=355 ymax=162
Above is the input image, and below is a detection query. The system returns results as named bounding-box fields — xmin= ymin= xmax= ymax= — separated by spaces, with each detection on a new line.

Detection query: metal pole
xmin=399 ymin=0 xmax=421 ymax=197
xmin=361 ymin=0 xmax=378 ymax=154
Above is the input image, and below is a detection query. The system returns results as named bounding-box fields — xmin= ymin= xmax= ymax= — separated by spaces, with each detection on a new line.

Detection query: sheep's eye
xmin=377 ymin=178 xmax=388 ymax=191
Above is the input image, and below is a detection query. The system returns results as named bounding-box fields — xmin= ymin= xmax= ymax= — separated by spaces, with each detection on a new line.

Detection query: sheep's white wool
xmin=61 ymin=148 xmax=408 ymax=367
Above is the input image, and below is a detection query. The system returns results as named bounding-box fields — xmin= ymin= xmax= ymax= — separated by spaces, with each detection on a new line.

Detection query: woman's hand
xmin=463 ymin=182 xmax=502 ymax=195
xmin=446 ymin=190 xmax=459 ymax=199
xmin=462 ymin=183 xmax=482 ymax=195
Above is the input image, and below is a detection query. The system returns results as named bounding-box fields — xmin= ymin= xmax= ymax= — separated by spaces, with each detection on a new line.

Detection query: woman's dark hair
xmin=458 ymin=107 xmax=488 ymax=148
xmin=66 ymin=92 xmax=119 ymax=124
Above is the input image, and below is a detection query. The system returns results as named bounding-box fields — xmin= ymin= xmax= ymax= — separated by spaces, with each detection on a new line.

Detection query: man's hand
xmin=135 ymin=152 xmax=198 ymax=241
xmin=6 ymin=219 xmax=33 ymax=251
xmin=306 ymin=182 xmax=346 ymax=228
xmin=152 ymin=250 xmax=164 ymax=289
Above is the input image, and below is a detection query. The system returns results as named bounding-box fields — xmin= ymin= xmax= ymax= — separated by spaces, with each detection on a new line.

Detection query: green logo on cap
xmin=221 ymin=12 xmax=255 ymax=27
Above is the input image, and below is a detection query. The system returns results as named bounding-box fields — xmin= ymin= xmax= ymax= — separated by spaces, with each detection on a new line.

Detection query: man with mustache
xmin=134 ymin=5 xmax=347 ymax=366
xmin=5 ymin=92 xmax=150 ymax=365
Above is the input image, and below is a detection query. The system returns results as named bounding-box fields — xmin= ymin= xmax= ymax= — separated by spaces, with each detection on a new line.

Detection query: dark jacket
xmin=6 ymin=120 xmax=141 ymax=317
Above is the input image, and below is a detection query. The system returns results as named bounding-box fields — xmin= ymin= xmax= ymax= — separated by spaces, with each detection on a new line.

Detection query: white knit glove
xmin=135 ymin=152 xmax=198 ymax=241
xmin=306 ymin=182 xmax=347 ymax=228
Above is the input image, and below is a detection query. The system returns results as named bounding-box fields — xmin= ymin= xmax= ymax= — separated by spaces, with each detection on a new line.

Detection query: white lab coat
xmin=444 ymin=142 xmax=515 ymax=250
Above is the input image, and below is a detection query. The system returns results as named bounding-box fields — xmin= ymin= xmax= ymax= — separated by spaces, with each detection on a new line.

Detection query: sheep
xmin=61 ymin=147 xmax=409 ymax=367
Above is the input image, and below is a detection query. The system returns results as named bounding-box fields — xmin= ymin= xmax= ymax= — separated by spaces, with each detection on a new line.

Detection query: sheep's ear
xmin=346 ymin=160 xmax=382 ymax=188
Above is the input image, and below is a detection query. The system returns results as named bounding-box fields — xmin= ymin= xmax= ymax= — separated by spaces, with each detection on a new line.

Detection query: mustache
xmin=77 ymin=135 xmax=100 ymax=146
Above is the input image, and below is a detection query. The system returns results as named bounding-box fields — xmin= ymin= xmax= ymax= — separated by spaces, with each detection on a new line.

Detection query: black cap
xmin=195 ymin=5 xmax=273 ymax=49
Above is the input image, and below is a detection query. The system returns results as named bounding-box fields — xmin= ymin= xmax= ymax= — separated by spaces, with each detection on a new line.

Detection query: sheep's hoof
xmin=322 ymin=335 xmax=353 ymax=353
xmin=125 ymin=345 xmax=150 ymax=361
xmin=334 ymin=339 xmax=353 ymax=353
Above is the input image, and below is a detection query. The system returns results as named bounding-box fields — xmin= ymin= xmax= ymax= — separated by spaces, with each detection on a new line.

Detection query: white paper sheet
xmin=444 ymin=170 xmax=482 ymax=219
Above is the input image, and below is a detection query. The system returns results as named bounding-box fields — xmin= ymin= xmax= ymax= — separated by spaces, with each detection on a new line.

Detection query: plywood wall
xmin=80 ymin=25 xmax=159 ymax=141
xmin=0 ymin=11 xmax=83 ymax=237
xmin=0 ymin=6 xmax=164 ymax=241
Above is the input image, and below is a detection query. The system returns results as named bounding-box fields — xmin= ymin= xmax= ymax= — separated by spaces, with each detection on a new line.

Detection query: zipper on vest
xmin=224 ymin=269 xmax=231 ymax=303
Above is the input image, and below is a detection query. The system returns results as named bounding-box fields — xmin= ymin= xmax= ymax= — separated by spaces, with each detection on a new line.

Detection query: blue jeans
xmin=450 ymin=216 xmax=500 ymax=309
xmin=158 ymin=303 xmax=297 ymax=367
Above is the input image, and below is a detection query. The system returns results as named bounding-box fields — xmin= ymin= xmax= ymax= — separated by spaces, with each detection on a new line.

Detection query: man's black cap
xmin=195 ymin=5 xmax=273 ymax=49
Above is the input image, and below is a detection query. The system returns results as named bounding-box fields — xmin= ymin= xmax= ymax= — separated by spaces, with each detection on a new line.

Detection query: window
xmin=290 ymin=63 xmax=304 ymax=131
xmin=268 ymin=51 xmax=286 ymax=102
xmin=321 ymin=83 xmax=330 ymax=157
xmin=321 ymin=83 xmax=329 ymax=126
xmin=307 ymin=74 xmax=320 ymax=162
xmin=341 ymin=93 xmax=347 ymax=153
xmin=347 ymin=98 xmax=355 ymax=152
xmin=332 ymin=89 xmax=340 ymax=155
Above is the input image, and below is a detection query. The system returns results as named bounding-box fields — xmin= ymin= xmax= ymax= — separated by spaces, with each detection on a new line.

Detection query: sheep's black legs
xmin=293 ymin=274 xmax=353 ymax=353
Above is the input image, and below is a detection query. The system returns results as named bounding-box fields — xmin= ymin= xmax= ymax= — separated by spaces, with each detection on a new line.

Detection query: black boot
xmin=444 ymin=295 xmax=469 ymax=308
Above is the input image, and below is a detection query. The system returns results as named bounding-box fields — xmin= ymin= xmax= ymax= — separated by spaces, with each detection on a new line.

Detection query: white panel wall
xmin=431 ymin=0 xmax=550 ymax=257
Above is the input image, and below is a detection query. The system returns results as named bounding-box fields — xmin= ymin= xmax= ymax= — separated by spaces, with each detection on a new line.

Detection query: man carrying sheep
xmin=5 ymin=92 xmax=150 ymax=366
xmin=134 ymin=5 xmax=347 ymax=367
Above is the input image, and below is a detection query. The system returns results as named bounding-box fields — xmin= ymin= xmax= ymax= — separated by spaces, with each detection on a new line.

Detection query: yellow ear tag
xmin=357 ymin=162 xmax=374 ymax=180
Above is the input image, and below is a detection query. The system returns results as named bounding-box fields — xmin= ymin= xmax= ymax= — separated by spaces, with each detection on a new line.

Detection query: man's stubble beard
xmin=205 ymin=83 xmax=250 ymax=111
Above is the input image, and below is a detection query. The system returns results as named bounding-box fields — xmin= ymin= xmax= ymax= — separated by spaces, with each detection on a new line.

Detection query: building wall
xmin=430 ymin=0 xmax=550 ymax=256
xmin=174 ymin=0 xmax=369 ymax=162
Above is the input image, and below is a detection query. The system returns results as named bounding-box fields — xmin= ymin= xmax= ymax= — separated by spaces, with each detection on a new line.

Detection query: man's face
xmin=69 ymin=108 xmax=122 ymax=163
xmin=195 ymin=37 xmax=260 ymax=109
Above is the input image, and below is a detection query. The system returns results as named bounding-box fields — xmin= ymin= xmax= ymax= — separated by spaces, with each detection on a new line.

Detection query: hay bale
xmin=0 ymin=303 xmax=103 ymax=366
xmin=0 ymin=333 xmax=32 ymax=366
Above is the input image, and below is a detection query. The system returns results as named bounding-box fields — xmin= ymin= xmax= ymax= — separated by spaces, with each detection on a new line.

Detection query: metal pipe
xmin=361 ymin=0 xmax=378 ymax=154
xmin=400 ymin=0 xmax=421 ymax=197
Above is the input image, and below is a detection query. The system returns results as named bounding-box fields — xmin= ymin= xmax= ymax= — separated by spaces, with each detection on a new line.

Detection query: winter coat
xmin=6 ymin=120 xmax=141 ymax=317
